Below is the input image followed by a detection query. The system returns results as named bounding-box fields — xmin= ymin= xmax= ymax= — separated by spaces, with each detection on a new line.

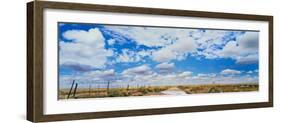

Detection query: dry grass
xmin=178 ymin=83 xmax=258 ymax=94
xmin=59 ymin=86 xmax=169 ymax=99
xmin=59 ymin=83 xmax=258 ymax=100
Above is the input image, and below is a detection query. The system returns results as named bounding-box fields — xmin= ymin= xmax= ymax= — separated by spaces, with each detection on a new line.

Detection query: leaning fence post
xmin=127 ymin=84 xmax=130 ymax=92
xmin=107 ymin=81 xmax=110 ymax=94
xmin=73 ymin=83 xmax=78 ymax=99
xmin=67 ymin=80 xmax=75 ymax=99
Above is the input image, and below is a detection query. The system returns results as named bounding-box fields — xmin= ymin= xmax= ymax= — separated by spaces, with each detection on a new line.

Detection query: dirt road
xmin=161 ymin=87 xmax=187 ymax=95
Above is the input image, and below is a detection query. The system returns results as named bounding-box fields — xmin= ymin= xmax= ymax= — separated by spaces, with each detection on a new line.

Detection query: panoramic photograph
xmin=58 ymin=22 xmax=259 ymax=100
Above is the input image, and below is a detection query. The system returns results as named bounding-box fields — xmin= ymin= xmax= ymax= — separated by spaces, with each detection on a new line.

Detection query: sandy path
xmin=161 ymin=87 xmax=187 ymax=95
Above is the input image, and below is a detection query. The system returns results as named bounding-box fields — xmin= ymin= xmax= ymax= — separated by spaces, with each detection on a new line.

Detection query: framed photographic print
xmin=27 ymin=0 xmax=273 ymax=122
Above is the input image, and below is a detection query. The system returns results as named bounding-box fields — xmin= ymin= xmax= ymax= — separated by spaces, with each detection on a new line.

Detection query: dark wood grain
xmin=27 ymin=1 xmax=273 ymax=122
xmin=38 ymin=1 xmax=271 ymax=21
xmin=27 ymin=2 xmax=34 ymax=121
xmin=268 ymin=17 xmax=274 ymax=106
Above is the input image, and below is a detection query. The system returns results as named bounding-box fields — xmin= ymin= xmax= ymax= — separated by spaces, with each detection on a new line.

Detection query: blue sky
xmin=58 ymin=22 xmax=259 ymax=88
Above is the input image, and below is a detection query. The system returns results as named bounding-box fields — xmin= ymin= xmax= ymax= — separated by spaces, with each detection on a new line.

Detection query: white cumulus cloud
xmin=178 ymin=71 xmax=193 ymax=77
xmin=60 ymin=28 xmax=113 ymax=68
xmin=218 ymin=32 xmax=259 ymax=64
xmin=152 ymin=35 xmax=197 ymax=62
xmin=155 ymin=62 xmax=175 ymax=71
xmin=220 ymin=69 xmax=241 ymax=75
xmin=104 ymin=26 xmax=178 ymax=47
xmin=122 ymin=65 xmax=152 ymax=75
xmin=104 ymin=26 xmax=197 ymax=62
xmin=86 ymin=69 xmax=115 ymax=78
xmin=236 ymin=54 xmax=258 ymax=64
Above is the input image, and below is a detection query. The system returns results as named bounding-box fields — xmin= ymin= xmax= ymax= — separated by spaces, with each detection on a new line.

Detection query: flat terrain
xmin=59 ymin=83 xmax=258 ymax=100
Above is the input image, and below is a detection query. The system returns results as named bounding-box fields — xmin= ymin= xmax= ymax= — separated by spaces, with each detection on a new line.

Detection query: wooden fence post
xmin=73 ymin=83 xmax=78 ymax=99
xmin=88 ymin=84 xmax=91 ymax=97
xmin=67 ymin=80 xmax=75 ymax=99
xmin=127 ymin=84 xmax=130 ymax=92
xmin=107 ymin=81 xmax=110 ymax=94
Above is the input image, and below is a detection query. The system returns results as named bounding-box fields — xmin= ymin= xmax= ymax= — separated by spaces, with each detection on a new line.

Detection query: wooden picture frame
xmin=27 ymin=1 xmax=273 ymax=122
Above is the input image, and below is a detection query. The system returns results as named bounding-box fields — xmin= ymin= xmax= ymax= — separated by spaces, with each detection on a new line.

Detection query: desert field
xmin=59 ymin=83 xmax=258 ymax=100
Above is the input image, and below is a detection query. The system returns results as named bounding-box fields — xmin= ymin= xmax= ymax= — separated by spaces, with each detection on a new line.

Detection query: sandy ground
xmin=161 ymin=87 xmax=187 ymax=95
